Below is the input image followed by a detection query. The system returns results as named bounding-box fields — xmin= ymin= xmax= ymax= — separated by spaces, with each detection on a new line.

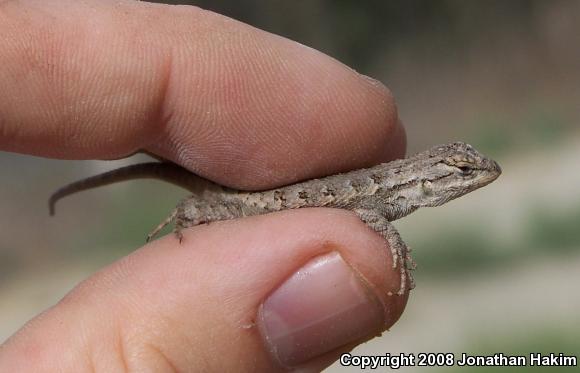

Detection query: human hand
xmin=0 ymin=1 xmax=408 ymax=371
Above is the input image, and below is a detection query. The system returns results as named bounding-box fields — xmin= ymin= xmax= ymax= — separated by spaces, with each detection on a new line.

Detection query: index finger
xmin=0 ymin=0 xmax=405 ymax=189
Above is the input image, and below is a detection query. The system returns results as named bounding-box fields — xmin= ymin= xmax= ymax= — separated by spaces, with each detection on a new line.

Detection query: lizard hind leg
xmin=146 ymin=209 xmax=178 ymax=242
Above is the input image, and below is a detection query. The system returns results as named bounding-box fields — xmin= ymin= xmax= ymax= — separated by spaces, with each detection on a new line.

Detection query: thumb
xmin=0 ymin=208 xmax=408 ymax=372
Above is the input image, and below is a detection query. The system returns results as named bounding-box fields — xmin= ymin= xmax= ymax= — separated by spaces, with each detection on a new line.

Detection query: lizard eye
xmin=457 ymin=165 xmax=474 ymax=176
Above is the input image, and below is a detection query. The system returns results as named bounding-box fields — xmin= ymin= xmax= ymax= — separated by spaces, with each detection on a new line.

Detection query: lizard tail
xmin=49 ymin=162 xmax=209 ymax=216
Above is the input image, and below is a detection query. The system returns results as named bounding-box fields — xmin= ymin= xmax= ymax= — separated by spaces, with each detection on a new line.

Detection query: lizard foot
xmin=396 ymin=246 xmax=417 ymax=295
xmin=353 ymin=208 xmax=414 ymax=296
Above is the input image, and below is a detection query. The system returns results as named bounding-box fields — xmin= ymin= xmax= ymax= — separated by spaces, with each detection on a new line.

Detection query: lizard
xmin=49 ymin=142 xmax=501 ymax=295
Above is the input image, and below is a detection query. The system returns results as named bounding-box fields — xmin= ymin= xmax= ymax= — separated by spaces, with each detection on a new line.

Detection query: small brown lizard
xmin=49 ymin=142 xmax=501 ymax=295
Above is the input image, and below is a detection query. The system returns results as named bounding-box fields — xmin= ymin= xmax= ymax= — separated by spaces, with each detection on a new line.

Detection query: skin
xmin=0 ymin=1 xmax=409 ymax=372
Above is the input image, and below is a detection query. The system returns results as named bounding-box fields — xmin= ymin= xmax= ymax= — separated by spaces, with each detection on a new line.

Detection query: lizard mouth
xmin=476 ymin=159 xmax=502 ymax=188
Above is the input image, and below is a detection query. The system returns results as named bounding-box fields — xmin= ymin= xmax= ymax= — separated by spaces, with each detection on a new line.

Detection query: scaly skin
xmin=50 ymin=142 xmax=501 ymax=295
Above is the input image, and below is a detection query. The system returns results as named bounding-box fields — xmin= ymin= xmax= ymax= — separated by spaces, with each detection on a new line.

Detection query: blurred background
xmin=1 ymin=1 xmax=579 ymax=371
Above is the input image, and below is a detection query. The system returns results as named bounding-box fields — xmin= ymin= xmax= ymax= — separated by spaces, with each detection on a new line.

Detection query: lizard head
xmin=416 ymin=142 xmax=501 ymax=207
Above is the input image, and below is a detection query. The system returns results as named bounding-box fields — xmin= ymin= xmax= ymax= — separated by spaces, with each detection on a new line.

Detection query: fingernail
xmin=258 ymin=252 xmax=385 ymax=367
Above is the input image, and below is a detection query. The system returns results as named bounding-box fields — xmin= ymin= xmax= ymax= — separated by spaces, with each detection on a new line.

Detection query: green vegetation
xmin=62 ymin=183 xmax=187 ymax=260
xmin=470 ymin=108 xmax=571 ymax=156
xmin=527 ymin=205 xmax=580 ymax=254
xmin=0 ymin=250 xmax=20 ymax=284
xmin=412 ymin=202 xmax=580 ymax=280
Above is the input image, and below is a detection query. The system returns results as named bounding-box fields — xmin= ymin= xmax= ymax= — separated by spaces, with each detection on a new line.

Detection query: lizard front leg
xmin=353 ymin=208 xmax=416 ymax=295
